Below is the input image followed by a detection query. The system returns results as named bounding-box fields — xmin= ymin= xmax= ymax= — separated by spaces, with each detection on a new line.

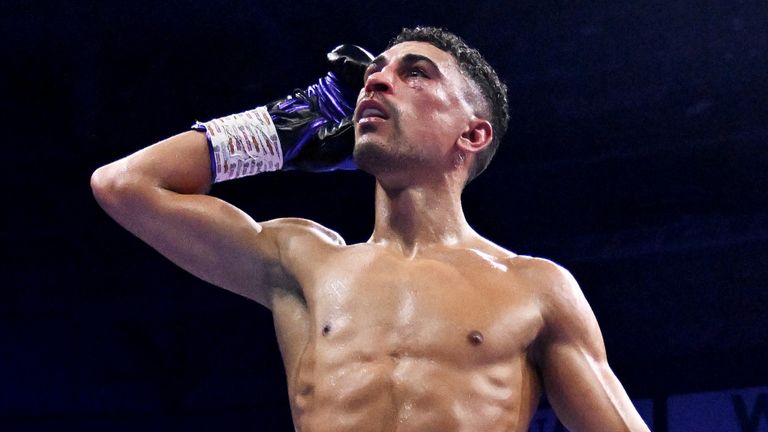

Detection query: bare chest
xmin=299 ymin=248 xmax=543 ymax=364
xmin=271 ymin=246 xmax=546 ymax=431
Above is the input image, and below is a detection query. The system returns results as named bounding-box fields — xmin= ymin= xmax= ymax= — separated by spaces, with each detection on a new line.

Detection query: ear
xmin=456 ymin=118 xmax=493 ymax=154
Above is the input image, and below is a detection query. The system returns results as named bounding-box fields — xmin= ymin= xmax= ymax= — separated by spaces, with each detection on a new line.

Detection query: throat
xmin=370 ymin=179 xmax=471 ymax=253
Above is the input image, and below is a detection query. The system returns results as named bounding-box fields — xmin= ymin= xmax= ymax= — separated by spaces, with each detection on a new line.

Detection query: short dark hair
xmin=388 ymin=26 xmax=509 ymax=183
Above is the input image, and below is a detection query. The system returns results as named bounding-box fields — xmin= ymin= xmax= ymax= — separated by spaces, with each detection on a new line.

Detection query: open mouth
xmin=356 ymin=100 xmax=390 ymax=123
xmin=360 ymin=107 xmax=387 ymax=119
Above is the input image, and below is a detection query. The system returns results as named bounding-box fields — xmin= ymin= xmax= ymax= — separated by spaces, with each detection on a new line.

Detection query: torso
xmin=270 ymin=238 xmax=546 ymax=432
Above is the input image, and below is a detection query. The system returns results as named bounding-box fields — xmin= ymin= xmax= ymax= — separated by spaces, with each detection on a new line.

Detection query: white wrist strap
xmin=193 ymin=106 xmax=283 ymax=183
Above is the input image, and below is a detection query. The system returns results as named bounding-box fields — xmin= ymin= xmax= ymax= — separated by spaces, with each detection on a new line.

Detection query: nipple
xmin=467 ymin=330 xmax=484 ymax=346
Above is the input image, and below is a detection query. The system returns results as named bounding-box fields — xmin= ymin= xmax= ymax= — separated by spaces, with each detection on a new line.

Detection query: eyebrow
xmin=368 ymin=53 xmax=443 ymax=77
xmin=401 ymin=53 xmax=442 ymax=75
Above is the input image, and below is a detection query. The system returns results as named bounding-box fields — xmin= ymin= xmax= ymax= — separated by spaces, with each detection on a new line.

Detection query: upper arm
xmin=532 ymin=260 xmax=649 ymax=432
xmin=91 ymin=131 xmax=343 ymax=308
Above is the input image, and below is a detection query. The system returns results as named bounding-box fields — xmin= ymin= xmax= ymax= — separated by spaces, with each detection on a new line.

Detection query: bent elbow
xmin=90 ymin=165 xmax=110 ymax=206
xmin=90 ymin=162 xmax=140 ymax=213
xmin=91 ymin=164 xmax=115 ymax=207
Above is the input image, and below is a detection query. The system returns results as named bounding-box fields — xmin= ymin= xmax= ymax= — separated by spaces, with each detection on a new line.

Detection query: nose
xmin=362 ymin=69 xmax=393 ymax=96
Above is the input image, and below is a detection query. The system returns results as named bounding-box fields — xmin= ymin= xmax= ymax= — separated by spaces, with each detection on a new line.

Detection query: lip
xmin=354 ymin=99 xmax=391 ymax=123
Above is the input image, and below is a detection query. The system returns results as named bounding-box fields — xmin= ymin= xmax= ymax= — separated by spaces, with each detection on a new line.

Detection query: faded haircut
xmin=388 ymin=26 xmax=509 ymax=184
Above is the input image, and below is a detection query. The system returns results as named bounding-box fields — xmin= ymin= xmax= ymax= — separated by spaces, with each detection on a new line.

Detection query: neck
xmin=369 ymin=176 xmax=474 ymax=256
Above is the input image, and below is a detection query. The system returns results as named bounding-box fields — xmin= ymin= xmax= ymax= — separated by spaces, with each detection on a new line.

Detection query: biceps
xmin=541 ymin=343 xmax=616 ymax=426
xmin=541 ymin=343 xmax=647 ymax=431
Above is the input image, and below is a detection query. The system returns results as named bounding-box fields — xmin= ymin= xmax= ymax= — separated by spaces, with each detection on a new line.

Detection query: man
xmin=92 ymin=27 xmax=650 ymax=431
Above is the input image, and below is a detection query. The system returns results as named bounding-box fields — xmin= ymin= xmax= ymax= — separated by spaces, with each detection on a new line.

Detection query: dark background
xmin=2 ymin=0 xmax=767 ymax=430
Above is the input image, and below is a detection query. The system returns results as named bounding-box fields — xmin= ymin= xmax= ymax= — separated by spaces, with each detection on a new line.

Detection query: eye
xmin=406 ymin=67 xmax=427 ymax=78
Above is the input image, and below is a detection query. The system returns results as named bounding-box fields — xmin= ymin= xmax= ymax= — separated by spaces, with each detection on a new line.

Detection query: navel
xmin=467 ymin=330 xmax=484 ymax=346
xmin=322 ymin=323 xmax=332 ymax=336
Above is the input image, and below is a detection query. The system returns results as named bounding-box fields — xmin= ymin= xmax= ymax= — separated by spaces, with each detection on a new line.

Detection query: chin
xmin=354 ymin=140 xmax=430 ymax=187
xmin=353 ymin=138 xmax=391 ymax=175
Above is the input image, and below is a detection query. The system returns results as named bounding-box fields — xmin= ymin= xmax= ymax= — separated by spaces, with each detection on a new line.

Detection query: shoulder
xmin=503 ymin=255 xmax=595 ymax=330
xmin=460 ymin=236 xmax=583 ymax=303
xmin=463 ymin=238 xmax=569 ymax=286
xmin=512 ymin=256 xmax=604 ymax=351
xmin=466 ymin=234 xmax=577 ymax=288
xmin=508 ymin=255 xmax=579 ymax=296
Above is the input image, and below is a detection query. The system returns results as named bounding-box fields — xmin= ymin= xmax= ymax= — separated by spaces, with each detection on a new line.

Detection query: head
xmin=353 ymin=26 xmax=508 ymax=186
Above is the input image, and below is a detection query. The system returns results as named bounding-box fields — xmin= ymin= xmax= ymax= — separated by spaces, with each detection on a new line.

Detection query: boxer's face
xmin=353 ymin=41 xmax=476 ymax=178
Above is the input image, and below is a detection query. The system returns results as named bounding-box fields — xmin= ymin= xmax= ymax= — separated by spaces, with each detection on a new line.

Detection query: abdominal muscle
xmin=289 ymin=337 xmax=540 ymax=432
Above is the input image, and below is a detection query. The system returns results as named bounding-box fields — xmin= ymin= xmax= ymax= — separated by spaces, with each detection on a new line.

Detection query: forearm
xmin=93 ymin=130 xmax=212 ymax=194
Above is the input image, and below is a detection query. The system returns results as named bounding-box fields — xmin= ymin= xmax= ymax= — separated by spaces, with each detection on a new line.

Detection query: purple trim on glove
xmin=326 ymin=157 xmax=357 ymax=171
xmin=311 ymin=72 xmax=353 ymax=123
xmin=275 ymin=72 xmax=352 ymax=120
xmin=272 ymin=71 xmax=355 ymax=163
xmin=277 ymin=97 xmax=309 ymax=114
xmin=191 ymin=121 xmax=218 ymax=182
xmin=282 ymin=117 xmax=328 ymax=161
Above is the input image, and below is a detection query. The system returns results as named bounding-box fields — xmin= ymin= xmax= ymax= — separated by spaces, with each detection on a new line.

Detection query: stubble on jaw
xmin=353 ymin=108 xmax=414 ymax=175
xmin=353 ymin=136 xmax=404 ymax=175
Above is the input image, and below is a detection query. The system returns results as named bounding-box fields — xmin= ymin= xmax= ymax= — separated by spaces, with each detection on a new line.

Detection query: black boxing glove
xmin=193 ymin=44 xmax=373 ymax=182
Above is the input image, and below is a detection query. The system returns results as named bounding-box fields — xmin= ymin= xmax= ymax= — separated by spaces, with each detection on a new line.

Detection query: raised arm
xmin=533 ymin=261 xmax=650 ymax=432
xmin=91 ymin=130 xmax=288 ymax=306
xmin=90 ymin=44 xmax=373 ymax=308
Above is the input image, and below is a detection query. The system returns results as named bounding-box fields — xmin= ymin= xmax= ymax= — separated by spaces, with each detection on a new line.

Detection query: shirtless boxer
xmin=91 ymin=27 xmax=650 ymax=431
